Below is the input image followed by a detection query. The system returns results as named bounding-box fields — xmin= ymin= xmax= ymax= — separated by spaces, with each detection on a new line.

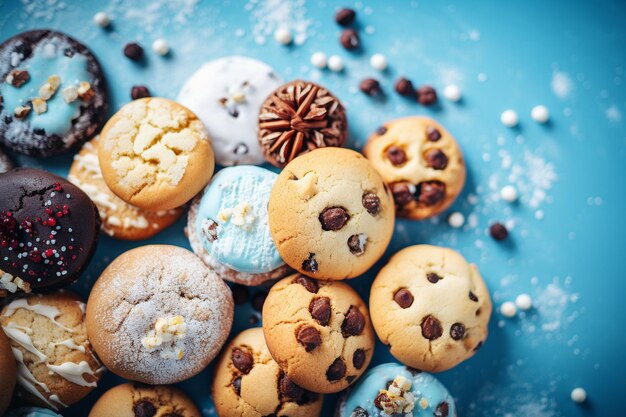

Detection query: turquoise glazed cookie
xmin=336 ymin=363 xmax=456 ymax=417
xmin=6 ymin=407 xmax=63 ymax=417
xmin=187 ymin=165 xmax=290 ymax=285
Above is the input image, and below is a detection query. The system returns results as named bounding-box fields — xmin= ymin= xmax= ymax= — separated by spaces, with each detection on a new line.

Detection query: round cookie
xmin=213 ymin=327 xmax=323 ymax=417
xmin=0 ymin=328 xmax=17 ymax=415
xmin=370 ymin=245 xmax=492 ymax=373
xmin=268 ymin=148 xmax=394 ymax=280
xmin=263 ymin=274 xmax=375 ymax=394
xmin=187 ymin=165 xmax=290 ymax=286
xmin=0 ymin=291 xmax=103 ymax=410
xmin=258 ymin=80 xmax=348 ymax=168
xmin=0 ymin=147 xmax=14 ymax=173
xmin=363 ymin=117 xmax=466 ymax=220
xmin=98 ymin=97 xmax=215 ymax=211
xmin=69 ymin=136 xmax=183 ymax=240
xmin=335 ymin=363 xmax=456 ymax=417
xmin=88 ymin=382 xmax=200 ymax=417
xmin=177 ymin=56 xmax=284 ymax=166
xmin=0 ymin=168 xmax=100 ymax=296
xmin=6 ymin=408 xmax=63 ymax=417
xmin=86 ymin=245 xmax=234 ymax=384
xmin=0 ymin=30 xmax=107 ymax=157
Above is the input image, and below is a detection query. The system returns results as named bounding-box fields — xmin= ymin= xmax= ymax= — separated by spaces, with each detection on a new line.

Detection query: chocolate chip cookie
xmin=363 ymin=117 xmax=466 ymax=220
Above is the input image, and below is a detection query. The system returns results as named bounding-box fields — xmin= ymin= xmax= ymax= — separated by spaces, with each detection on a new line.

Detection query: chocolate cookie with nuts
xmin=262 ymin=274 xmax=375 ymax=394
xmin=363 ymin=116 xmax=466 ymax=220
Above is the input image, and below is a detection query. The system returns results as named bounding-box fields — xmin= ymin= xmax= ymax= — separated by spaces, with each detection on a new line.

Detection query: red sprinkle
xmin=47 ymin=217 xmax=57 ymax=227
xmin=44 ymin=249 xmax=54 ymax=258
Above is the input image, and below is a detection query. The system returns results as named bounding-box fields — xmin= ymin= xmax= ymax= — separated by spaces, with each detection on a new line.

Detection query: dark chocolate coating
xmin=0 ymin=30 xmax=108 ymax=157
xmin=0 ymin=168 xmax=100 ymax=294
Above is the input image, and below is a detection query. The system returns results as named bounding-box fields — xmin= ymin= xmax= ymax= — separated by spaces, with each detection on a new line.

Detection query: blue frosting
xmin=195 ymin=165 xmax=284 ymax=274
xmin=341 ymin=363 xmax=456 ymax=417
xmin=5 ymin=407 xmax=63 ymax=417
xmin=1 ymin=38 xmax=90 ymax=135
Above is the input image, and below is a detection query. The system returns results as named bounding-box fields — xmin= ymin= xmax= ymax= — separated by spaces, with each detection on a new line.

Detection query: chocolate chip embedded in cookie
xmin=363 ymin=116 xmax=466 ymax=220
xmin=370 ymin=245 xmax=492 ymax=372
xmin=262 ymin=274 xmax=375 ymax=394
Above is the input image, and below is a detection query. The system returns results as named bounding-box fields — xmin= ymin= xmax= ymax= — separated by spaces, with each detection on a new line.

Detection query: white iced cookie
xmin=177 ymin=56 xmax=284 ymax=166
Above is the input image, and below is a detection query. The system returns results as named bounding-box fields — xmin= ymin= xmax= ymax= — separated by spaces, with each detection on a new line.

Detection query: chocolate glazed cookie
xmin=0 ymin=168 xmax=100 ymax=296
xmin=0 ymin=30 xmax=108 ymax=157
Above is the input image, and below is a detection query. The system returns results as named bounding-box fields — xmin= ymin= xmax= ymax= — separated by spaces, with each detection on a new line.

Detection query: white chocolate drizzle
xmin=47 ymin=361 xmax=98 ymax=387
xmin=3 ymin=323 xmax=47 ymax=361
xmin=49 ymin=339 xmax=86 ymax=353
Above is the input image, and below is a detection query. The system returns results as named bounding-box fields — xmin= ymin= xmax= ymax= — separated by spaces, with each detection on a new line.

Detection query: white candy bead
xmin=152 ymin=38 xmax=170 ymax=56
xmin=571 ymin=387 xmax=587 ymax=403
xmin=310 ymin=52 xmax=327 ymax=69
xmin=274 ymin=28 xmax=292 ymax=45
xmin=443 ymin=84 xmax=462 ymax=102
xmin=500 ymin=109 xmax=519 ymax=127
xmin=448 ymin=212 xmax=465 ymax=228
xmin=93 ymin=12 xmax=110 ymax=27
xmin=369 ymin=53 xmax=388 ymax=71
xmin=531 ymin=105 xmax=550 ymax=123
xmin=500 ymin=185 xmax=518 ymax=203
xmin=515 ymin=293 xmax=533 ymax=311
xmin=500 ymin=301 xmax=517 ymax=318
xmin=327 ymin=55 xmax=344 ymax=72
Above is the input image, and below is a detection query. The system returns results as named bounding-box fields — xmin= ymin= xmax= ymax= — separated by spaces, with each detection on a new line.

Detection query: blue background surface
xmin=1 ymin=0 xmax=625 ymax=416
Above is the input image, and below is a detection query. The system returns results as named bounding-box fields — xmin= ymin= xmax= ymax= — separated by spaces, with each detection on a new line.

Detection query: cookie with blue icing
xmin=0 ymin=30 xmax=108 ymax=157
xmin=187 ymin=165 xmax=291 ymax=285
xmin=5 ymin=408 xmax=63 ymax=417
xmin=335 ymin=363 xmax=456 ymax=417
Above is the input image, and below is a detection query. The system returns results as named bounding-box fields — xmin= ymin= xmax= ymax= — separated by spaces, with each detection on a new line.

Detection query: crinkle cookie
xmin=268 ymin=148 xmax=395 ymax=280
xmin=370 ymin=245 xmax=492 ymax=372
xmin=363 ymin=117 xmax=466 ymax=220
xmin=177 ymin=56 xmax=284 ymax=166
xmin=213 ymin=327 xmax=323 ymax=417
xmin=98 ymin=98 xmax=215 ymax=211
xmin=263 ymin=274 xmax=375 ymax=394
xmin=0 ymin=30 xmax=107 ymax=157
xmin=0 ymin=328 xmax=16 ymax=415
xmin=86 ymin=245 xmax=234 ymax=384
xmin=335 ymin=363 xmax=456 ymax=417
xmin=69 ymin=137 xmax=183 ymax=240
xmin=187 ymin=165 xmax=290 ymax=286
xmin=88 ymin=382 xmax=200 ymax=417
xmin=0 ymin=291 xmax=103 ymax=410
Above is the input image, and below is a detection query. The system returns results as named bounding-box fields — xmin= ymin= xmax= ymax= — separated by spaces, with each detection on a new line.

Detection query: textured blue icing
xmin=5 ymin=407 xmax=63 ymax=417
xmin=341 ymin=363 xmax=456 ymax=417
xmin=1 ymin=39 xmax=90 ymax=135
xmin=195 ymin=165 xmax=284 ymax=274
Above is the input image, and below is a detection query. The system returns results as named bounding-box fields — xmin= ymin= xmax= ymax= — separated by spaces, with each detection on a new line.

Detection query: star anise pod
xmin=258 ymin=80 xmax=348 ymax=167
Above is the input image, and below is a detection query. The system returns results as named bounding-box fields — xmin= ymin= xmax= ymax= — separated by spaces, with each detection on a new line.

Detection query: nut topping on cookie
xmin=6 ymin=69 xmax=30 ymax=87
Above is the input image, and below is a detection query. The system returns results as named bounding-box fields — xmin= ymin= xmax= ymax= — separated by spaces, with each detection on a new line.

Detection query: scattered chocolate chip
xmin=234 ymin=143 xmax=248 ymax=155
xmin=302 ymin=253 xmax=318 ymax=274
xmin=374 ymin=392 xmax=390 ymax=410
xmin=203 ymin=219 xmax=219 ymax=242
xmin=424 ymin=149 xmax=449 ymax=170
xmin=7 ymin=69 xmax=30 ymax=88
xmin=489 ymin=223 xmax=509 ymax=241
xmin=231 ymin=347 xmax=254 ymax=374
xmin=393 ymin=288 xmax=414 ymax=308
xmin=309 ymin=297 xmax=331 ymax=326
xmin=376 ymin=126 xmax=387 ymax=135
xmin=469 ymin=291 xmax=479 ymax=302
xmin=340 ymin=28 xmax=360 ymax=50
xmin=416 ymin=181 xmax=445 ymax=206
xmin=359 ymin=78 xmax=382 ymax=96
xmin=386 ymin=145 xmax=407 ymax=166
xmin=347 ymin=234 xmax=366 ymax=256
xmin=435 ymin=401 xmax=450 ymax=417
xmin=294 ymin=275 xmax=319 ymax=293
xmin=346 ymin=375 xmax=356 ymax=383
xmin=427 ymin=126 xmax=442 ymax=142
xmin=362 ymin=193 xmax=381 ymax=216
xmin=476 ymin=308 xmax=482 ymax=316
xmin=421 ymin=315 xmax=443 ymax=340
xmin=296 ymin=326 xmax=322 ymax=352
xmin=279 ymin=373 xmax=305 ymax=401
xmin=394 ymin=77 xmax=415 ymax=96
xmin=232 ymin=376 xmax=242 ymax=396
xmin=450 ymin=323 xmax=465 ymax=340
xmin=131 ymin=85 xmax=151 ymax=100
xmin=417 ymin=85 xmax=438 ymax=105
xmin=228 ymin=107 xmax=239 ymax=118
xmin=390 ymin=182 xmax=414 ymax=205
xmin=335 ymin=8 xmax=356 ymax=26
xmin=124 ymin=42 xmax=144 ymax=61
xmin=232 ymin=284 xmax=249 ymax=305
xmin=326 ymin=358 xmax=346 ymax=381
xmin=474 ymin=341 xmax=484 ymax=351
xmin=133 ymin=400 xmax=156 ymax=417
xmin=351 ymin=406 xmax=369 ymax=417
xmin=319 ymin=207 xmax=349 ymax=231
xmin=342 ymin=306 xmax=365 ymax=337
xmin=352 ymin=348 xmax=366 ymax=369
xmin=427 ymin=272 xmax=442 ymax=283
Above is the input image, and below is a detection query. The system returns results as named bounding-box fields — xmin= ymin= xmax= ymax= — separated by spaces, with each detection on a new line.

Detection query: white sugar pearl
xmin=448 ymin=212 xmax=465 ymax=228
xmin=274 ymin=27 xmax=292 ymax=45
xmin=500 ymin=185 xmax=518 ymax=202
xmin=310 ymin=52 xmax=327 ymax=68
xmin=369 ymin=53 xmax=388 ymax=71
xmin=443 ymin=84 xmax=462 ymax=102
xmin=531 ymin=105 xmax=550 ymax=123
xmin=93 ymin=11 xmax=110 ymax=27
xmin=515 ymin=293 xmax=533 ymax=311
xmin=152 ymin=38 xmax=170 ymax=56
xmin=327 ymin=55 xmax=344 ymax=72
xmin=571 ymin=387 xmax=587 ymax=403
xmin=500 ymin=301 xmax=517 ymax=318
xmin=500 ymin=109 xmax=519 ymax=127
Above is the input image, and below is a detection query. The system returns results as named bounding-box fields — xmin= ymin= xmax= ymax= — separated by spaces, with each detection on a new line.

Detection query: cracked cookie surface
xmin=268 ymin=148 xmax=394 ymax=280
xmin=363 ymin=116 xmax=466 ymax=220
xmin=213 ymin=327 xmax=323 ymax=417
xmin=85 ymin=245 xmax=234 ymax=384
xmin=262 ymin=274 xmax=375 ymax=394
xmin=370 ymin=245 xmax=492 ymax=373
xmin=98 ymin=98 xmax=214 ymax=211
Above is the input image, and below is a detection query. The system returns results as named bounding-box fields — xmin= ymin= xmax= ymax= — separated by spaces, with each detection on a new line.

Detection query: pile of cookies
xmin=0 ymin=29 xmax=493 ymax=417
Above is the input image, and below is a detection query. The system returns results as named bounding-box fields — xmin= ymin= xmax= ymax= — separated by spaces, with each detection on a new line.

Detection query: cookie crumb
xmin=500 ymin=301 xmax=517 ymax=318
xmin=274 ymin=27 xmax=292 ymax=45
xmin=327 ymin=55 xmax=344 ymax=72
xmin=443 ymin=84 xmax=462 ymax=102
xmin=531 ymin=105 xmax=550 ymax=123
xmin=370 ymin=54 xmax=388 ymax=71
xmin=93 ymin=11 xmax=110 ymax=27
xmin=571 ymin=387 xmax=587 ymax=403
xmin=500 ymin=185 xmax=518 ymax=202
xmin=310 ymin=52 xmax=327 ymax=68
xmin=500 ymin=109 xmax=519 ymax=127
xmin=152 ymin=38 xmax=170 ymax=56
xmin=448 ymin=212 xmax=465 ymax=228
xmin=515 ymin=293 xmax=533 ymax=311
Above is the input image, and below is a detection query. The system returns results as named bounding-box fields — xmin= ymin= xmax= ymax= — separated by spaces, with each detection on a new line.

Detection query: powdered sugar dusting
xmin=551 ymin=71 xmax=574 ymax=99
xmin=246 ymin=0 xmax=312 ymax=45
